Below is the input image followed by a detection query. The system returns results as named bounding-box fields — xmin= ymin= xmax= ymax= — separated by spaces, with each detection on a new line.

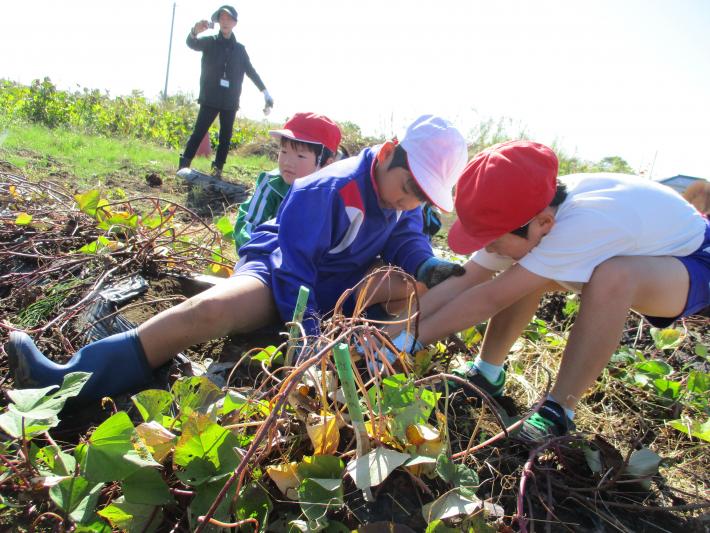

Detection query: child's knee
xmin=185 ymin=293 xmax=232 ymax=325
xmin=587 ymin=258 xmax=636 ymax=296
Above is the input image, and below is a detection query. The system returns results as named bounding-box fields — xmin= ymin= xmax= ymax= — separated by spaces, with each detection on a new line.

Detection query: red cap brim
xmin=447 ymin=219 xmax=497 ymax=255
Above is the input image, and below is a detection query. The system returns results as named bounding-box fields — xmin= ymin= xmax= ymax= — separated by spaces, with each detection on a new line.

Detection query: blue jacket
xmin=239 ymin=147 xmax=433 ymax=334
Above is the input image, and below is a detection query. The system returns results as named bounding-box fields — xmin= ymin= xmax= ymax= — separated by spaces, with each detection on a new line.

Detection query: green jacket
xmin=234 ymin=169 xmax=290 ymax=250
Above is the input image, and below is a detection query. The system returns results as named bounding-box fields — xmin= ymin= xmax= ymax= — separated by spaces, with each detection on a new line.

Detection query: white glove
xmin=262 ymin=89 xmax=274 ymax=115
xmin=363 ymin=330 xmax=423 ymax=373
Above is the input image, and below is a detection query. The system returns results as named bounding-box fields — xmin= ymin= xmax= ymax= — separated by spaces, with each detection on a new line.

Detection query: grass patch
xmin=0 ymin=121 xmax=273 ymax=189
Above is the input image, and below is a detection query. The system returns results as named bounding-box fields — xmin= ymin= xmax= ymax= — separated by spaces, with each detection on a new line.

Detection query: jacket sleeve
xmin=380 ymin=208 xmax=433 ymax=275
xmin=270 ymin=187 xmax=338 ymax=336
xmin=186 ymin=33 xmax=209 ymax=51
xmin=241 ymin=47 xmax=267 ymax=92
xmin=234 ymin=172 xmax=276 ymax=248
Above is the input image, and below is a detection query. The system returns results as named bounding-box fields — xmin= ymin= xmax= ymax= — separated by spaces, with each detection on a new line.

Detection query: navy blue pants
xmin=183 ymin=104 xmax=237 ymax=168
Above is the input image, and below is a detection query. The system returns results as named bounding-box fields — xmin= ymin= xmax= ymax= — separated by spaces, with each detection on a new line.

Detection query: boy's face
xmin=484 ymin=212 xmax=553 ymax=260
xmin=278 ymin=140 xmax=319 ymax=185
xmin=375 ymin=168 xmax=424 ymax=211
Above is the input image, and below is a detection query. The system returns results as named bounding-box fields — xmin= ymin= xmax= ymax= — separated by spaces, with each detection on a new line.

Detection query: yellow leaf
xmin=406 ymin=423 xmax=441 ymax=446
xmin=266 ymin=462 xmax=300 ymax=500
xmin=207 ymin=263 xmax=233 ymax=278
xmin=364 ymin=421 xmax=400 ymax=449
xmin=306 ymin=413 xmax=340 ymax=455
xmin=14 ymin=212 xmax=32 ymax=225
xmin=135 ymin=421 xmax=176 ymax=463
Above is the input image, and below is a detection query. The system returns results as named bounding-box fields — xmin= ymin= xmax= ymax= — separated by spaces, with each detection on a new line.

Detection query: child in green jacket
xmin=234 ymin=112 xmax=341 ymax=249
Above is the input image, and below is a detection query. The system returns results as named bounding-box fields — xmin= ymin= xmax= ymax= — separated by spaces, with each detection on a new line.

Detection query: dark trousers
xmin=182 ymin=105 xmax=237 ymax=168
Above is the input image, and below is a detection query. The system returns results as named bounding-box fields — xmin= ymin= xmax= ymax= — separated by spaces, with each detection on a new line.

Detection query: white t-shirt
xmin=471 ymin=173 xmax=707 ymax=291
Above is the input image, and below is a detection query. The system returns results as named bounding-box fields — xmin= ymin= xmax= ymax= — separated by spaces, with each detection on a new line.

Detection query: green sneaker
xmin=518 ymin=400 xmax=576 ymax=442
xmin=451 ymin=360 xmax=506 ymax=399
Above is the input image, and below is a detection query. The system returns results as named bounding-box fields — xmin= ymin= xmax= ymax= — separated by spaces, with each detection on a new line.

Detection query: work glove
xmin=262 ymin=89 xmax=274 ymax=115
xmin=416 ymin=256 xmax=465 ymax=288
xmin=358 ymin=330 xmax=423 ymax=373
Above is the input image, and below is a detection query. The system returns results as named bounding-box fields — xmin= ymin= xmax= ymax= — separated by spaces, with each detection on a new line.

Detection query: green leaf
xmin=82 ymin=411 xmax=160 ymax=482
xmin=650 ymin=327 xmax=683 ymax=351
xmin=74 ymin=520 xmax=111 ymax=532
xmin=345 ymin=447 xmax=410 ymax=489
xmin=76 ymin=235 xmax=116 ymax=254
xmin=562 ymin=294 xmax=579 ymax=317
xmin=669 ymin=418 xmax=710 ymax=442
xmin=0 ymin=411 xmax=57 ymax=439
xmin=634 ymin=360 xmax=673 ymax=378
xmin=14 ymin=212 xmax=32 ymax=225
xmin=435 ymin=454 xmax=479 ymax=499
xmin=0 ymin=372 xmax=91 ymax=438
xmin=694 ymin=344 xmax=708 ymax=358
xmin=97 ymin=212 xmax=139 ymax=231
xmin=425 ymin=520 xmax=462 ymax=533
xmin=687 ymin=371 xmax=709 ymax=394
xmin=422 ymin=490 xmax=481 ymax=523
xmin=173 ymin=413 xmax=241 ymax=486
xmin=294 ymin=455 xmax=344 ymax=530
xmin=235 ymin=482 xmax=273 ymax=532
xmin=97 ymin=497 xmax=161 ymax=533
xmin=652 ymin=378 xmax=682 ymax=399
xmin=250 ymin=345 xmax=283 ymax=366
xmin=369 ymin=374 xmax=440 ymax=440
xmin=8 ymin=372 xmax=90 ymax=418
xmin=296 ymin=455 xmax=344 ymax=480
xmin=610 ymin=346 xmax=642 ymax=365
xmin=221 ymin=390 xmax=271 ymax=418
xmin=131 ymin=389 xmax=173 ymax=423
xmin=74 ymin=189 xmax=101 ymax=216
xmin=121 ymin=468 xmax=173 ymax=505
xmin=622 ymin=447 xmax=662 ymax=489
xmin=171 ymin=376 xmax=222 ymax=419
xmin=49 ymin=475 xmax=103 ymax=524
xmin=297 ymin=477 xmax=343 ymax=531
xmin=214 ymin=215 xmax=235 ymax=240
xmin=37 ymin=445 xmax=77 ymax=476
xmin=190 ymin=478 xmax=237 ymax=528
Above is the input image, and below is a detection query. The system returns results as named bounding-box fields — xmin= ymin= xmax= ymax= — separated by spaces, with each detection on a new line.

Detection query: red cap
xmin=269 ymin=112 xmax=341 ymax=153
xmin=448 ymin=140 xmax=559 ymax=254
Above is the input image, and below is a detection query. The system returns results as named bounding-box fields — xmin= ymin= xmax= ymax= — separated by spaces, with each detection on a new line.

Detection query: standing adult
xmin=179 ymin=5 xmax=273 ymax=178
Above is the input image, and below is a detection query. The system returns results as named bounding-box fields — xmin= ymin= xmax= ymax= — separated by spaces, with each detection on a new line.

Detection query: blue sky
xmin=2 ymin=0 xmax=708 ymax=179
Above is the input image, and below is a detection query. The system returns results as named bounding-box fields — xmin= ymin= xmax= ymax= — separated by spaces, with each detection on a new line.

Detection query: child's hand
xmin=360 ymin=330 xmax=423 ymax=373
xmin=416 ymin=257 xmax=466 ymax=288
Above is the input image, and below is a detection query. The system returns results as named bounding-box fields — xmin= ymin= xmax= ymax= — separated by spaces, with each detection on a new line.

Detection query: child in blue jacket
xmin=7 ymin=115 xmax=469 ymax=404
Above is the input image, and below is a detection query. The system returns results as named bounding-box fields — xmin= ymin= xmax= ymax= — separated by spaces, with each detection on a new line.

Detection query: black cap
xmin=211 ymin=5 xmax=238 ymax=22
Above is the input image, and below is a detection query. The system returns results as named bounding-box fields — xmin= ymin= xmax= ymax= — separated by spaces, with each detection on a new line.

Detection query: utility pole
xmin=163 ymin=2 xmax=176 ymax=100
xmin=648 ymin=150 xmax=658 ymax=180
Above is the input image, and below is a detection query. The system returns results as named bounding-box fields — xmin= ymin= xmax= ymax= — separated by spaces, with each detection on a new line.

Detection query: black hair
xmin=388 ymin=143 xmax=409 ymax=172
xmin=510 ymin=180 xmax=568 ymax=238
xmin=387 ymin=144 xmax=429 ymax=202
xmin=280 ymin=137 xmax=334 ymax=167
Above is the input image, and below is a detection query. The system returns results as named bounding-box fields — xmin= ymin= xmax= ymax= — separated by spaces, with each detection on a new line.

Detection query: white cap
xmin=400 ymin=115 xmax=468 ymax=212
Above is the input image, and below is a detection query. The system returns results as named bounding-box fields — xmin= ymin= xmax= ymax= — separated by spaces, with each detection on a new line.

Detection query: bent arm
xmin=416 ymin=264 xmax=550 ymax=345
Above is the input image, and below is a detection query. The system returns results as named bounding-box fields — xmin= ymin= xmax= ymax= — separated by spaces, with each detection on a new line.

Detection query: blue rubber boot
xmin=7 ymin=330 xmax=154 ymax=404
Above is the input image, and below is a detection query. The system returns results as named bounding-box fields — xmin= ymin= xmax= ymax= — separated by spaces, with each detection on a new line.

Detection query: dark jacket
xmin=186 ymin=31 xmax=266 ymax=111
